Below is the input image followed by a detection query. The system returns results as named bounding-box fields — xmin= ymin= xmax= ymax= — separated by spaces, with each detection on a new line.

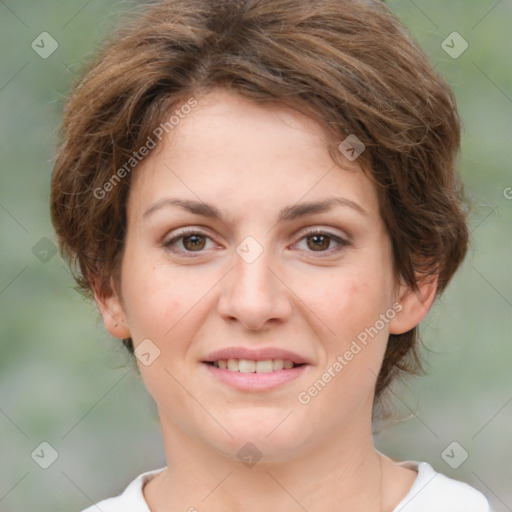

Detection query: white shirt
xmin=81 ymin=461 xmax=491 ymax=512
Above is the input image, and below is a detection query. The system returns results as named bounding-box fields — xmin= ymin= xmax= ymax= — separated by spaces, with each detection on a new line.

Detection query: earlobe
xmin=389 ymin=274 xmax=438 ymax=335
xmin=92 ymin=278 xmax=131 ymax=339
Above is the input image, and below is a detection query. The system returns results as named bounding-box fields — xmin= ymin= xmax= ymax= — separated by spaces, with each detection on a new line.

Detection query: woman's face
xmin=103 ymin=89 xmax=412 ymax=460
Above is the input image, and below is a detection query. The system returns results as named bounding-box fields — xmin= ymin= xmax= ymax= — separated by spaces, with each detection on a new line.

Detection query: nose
xmin=217 ymin=241 xmax=293 ymax=331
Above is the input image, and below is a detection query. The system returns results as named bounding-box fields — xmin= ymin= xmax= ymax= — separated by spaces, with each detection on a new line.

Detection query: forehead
xmin=158 ymin=90 xmax=333 ymax=166
xmin=128 ymin=89 xmax=379 ymax=220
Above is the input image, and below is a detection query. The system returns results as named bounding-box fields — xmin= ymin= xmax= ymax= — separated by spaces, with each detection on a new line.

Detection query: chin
xmin=205 ymin=407 xmax=311 ymax=462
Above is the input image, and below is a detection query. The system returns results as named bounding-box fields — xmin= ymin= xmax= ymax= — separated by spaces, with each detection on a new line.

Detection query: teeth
xmin=272 ymin=359 xmax=284 ymax=371
xmin=213 ymin=358 xmax=297 ymax=372
xmin=239 ymin=359 xmax=256 ymax=373
xmin=255 ymin=360 xmax=273 ymax=373
xmin=227 ymin=358 xmax=239 ymax=371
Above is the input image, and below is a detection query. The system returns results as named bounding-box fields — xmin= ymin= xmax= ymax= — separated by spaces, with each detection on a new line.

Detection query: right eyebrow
xmin=143 ymin=198 xmax=223 ymax=220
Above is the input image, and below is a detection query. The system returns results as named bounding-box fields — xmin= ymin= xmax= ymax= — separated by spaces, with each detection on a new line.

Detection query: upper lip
xmin=202 ymin=347 xmax=310 ymax=365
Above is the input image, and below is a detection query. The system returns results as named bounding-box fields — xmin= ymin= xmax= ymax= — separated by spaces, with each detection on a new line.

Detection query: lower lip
xmin=202 ymin=363 xmax=309 ymax=391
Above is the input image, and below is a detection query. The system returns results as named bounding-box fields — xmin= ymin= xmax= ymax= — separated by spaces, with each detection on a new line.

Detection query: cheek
xmin=119 ymin=249 xmax=223 ymax=358
xmin=296 ymin=273 xmax=391 ymax=420
xmin=309 ymin=268 xmax=392 ymax=337
xmin=309 ymin=265 xmax=394 ymax=394
xmin=119 ymin=249 xmax=183 ymax=343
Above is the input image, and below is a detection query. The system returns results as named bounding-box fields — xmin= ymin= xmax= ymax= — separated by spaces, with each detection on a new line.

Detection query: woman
xmin=51 ymin=0 xmax=491 ymax=510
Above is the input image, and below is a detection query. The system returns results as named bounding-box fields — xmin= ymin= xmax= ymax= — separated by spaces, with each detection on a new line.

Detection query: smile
xmin=201 ymin=347 xmax=310 ymax=391
xmin=208 ymin=358 xmax=301 ymax=373
xmin=202 ymin=361 xmax=308 ymax=392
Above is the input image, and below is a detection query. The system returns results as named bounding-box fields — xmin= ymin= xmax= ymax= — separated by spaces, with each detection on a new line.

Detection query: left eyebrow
xmin=142 ymin=196 xmax=367 ymax=221
xmin=278 ymin=197 xmax=367 ymax=221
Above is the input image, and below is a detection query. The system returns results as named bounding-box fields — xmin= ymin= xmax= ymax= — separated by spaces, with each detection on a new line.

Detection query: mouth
xmin=201 ymin=348 xmax=310 ymax=391
xmin=204 ymin=358 xmax=304 ymax=373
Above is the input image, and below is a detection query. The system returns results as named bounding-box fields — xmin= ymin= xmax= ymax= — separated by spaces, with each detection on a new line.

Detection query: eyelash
xmin=163 ymin=228 xmax=350 ymax=257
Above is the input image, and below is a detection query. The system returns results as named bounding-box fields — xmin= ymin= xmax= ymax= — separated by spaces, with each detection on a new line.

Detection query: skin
xmin=95 ymin=89 xmax=437 ymax=511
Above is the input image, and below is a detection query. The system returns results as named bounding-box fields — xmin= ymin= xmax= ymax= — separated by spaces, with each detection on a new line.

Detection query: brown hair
xmin=50 ymin=0 xmax=468 ymax=408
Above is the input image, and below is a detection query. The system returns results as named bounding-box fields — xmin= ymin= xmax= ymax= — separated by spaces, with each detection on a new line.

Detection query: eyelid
xmin=295 ymin=226 xmax=350 ymax=242
xmin=164 ymin=226 xmax=214 ymax=241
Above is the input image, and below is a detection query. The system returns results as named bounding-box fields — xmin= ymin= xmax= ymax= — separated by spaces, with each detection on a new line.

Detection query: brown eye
xmin=294 ymin=230 xmax=349 ymax=256
xmin=182 ymin=234 xmax=206 ymax=251
xmin=164 ymin=230 xmax=214 ymax=254
xmin=306 ymin=234 xmax=332 ymax=251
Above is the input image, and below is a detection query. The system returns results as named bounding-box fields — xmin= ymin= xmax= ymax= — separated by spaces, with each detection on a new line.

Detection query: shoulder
xmin=393 ymin=461 xmax=491 ymax=512
xmin=79 ymin=467 xmax=165 ymax=512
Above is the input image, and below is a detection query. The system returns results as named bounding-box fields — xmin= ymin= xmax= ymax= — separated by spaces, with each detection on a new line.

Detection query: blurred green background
xmin=0 ymin=0 xmax=510 ymax=510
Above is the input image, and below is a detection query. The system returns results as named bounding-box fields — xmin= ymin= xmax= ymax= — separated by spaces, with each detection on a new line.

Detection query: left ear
xmin=91 ymin=277 xmax=132 ymax=340
xmin=389 ymin=274 xmax=438 ymax=335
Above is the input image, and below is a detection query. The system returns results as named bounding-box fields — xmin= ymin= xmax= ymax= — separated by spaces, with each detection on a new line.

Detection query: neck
xmin=145 ymin=400 xmax=392 ymax=511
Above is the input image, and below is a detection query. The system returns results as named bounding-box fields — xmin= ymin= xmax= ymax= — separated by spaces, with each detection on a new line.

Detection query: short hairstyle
xmin=50 ymin=0 xmax=468 ymax=410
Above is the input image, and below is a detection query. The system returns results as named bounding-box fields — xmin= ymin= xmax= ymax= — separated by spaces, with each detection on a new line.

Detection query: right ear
xmin=92 ymin=278 xmax=131 ymax=339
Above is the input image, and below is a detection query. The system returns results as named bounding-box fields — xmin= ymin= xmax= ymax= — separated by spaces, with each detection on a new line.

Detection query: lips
xmin=202 ymin=347 xmax=310 ymax=366
xmin=201 ymin=347 xmax=310 ymax=391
